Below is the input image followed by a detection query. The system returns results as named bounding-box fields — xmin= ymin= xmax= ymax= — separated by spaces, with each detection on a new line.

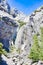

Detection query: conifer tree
xmin=29 ymin=27 xmax=43 ymax=61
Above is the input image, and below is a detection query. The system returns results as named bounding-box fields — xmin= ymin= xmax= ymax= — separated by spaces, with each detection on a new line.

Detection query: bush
xmin=28 ymin=34 xmax=39 ymax=61
xmin=39 ymin=27 xmax=43 ymax=60
xmin=10 ymin=45 xmax=16 ymax=52
xmin=34 ymin=10 xmax=41 ymax=13
xmin=28 ymin=27 xmax=43 ymax=61
xmin=18 ymin=20 xmax=26 ymax=27
xmin=0 ymin=43 xmax=7 ymax=61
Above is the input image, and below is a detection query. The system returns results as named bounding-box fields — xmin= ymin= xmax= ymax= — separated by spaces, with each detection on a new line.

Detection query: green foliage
xmin=28 ymin=34 xmax=39 ymax=61
xmin=18 ymin=20 xmax=26 ymax=27
xmin=10 ymin=45 xmax=16 ymax=52
xmin=0 ymin=43 xmax=3 ymax=55
xmin=39 ymin=27 xmax=43 ymax=60
xmin=28 ymin=27 xmax=43 ymax=61
xmin=16 ymin=49 xmax=20 ymax=54
xmin=0 ymin=43 xmax=7 ymax=61
xmin=34 ymin=10 xmax=41 ymax=13
xmin=16 ymin=48 xmax=21 ymax=54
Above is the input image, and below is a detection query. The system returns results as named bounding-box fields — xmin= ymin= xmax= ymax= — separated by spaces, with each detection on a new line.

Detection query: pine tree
xmin=29 ymin=27 xmax=43 ymax=61
xmin=39 ymin=27 xmax=43 ymax=60
xmin=29 ymin=34 xmax=39 ymax=61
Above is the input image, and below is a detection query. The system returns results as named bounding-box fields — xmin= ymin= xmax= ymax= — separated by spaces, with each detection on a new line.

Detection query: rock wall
xmin=0 ymin=16 xmax=19 ymax=51
xmin=15 ymin=7 xmax=43 ymax=65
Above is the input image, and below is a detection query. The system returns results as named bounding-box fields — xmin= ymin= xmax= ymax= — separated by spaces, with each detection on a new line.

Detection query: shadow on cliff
xmin=0 ymin=60 xmax=8 ymax=65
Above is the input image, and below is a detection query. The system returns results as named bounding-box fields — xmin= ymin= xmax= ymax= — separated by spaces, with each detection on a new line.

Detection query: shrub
xmin=16 ymin=48 xmax=21 ymax=54
xmin=18 ymin=20 xmax=26 ymax=27
xmin=10 ymin=45 xmax=16 ymax=52
xmin=28 ymin=27 xmax=43 ymax=61
xmin=39 ymin=27 xmax=43 ymax=60
xmin=28 ymin=34 xmax=39 ymax=61
xmin=34 ymin=10 xmax=41 ymax=13
xmin=0 ymin=43 xmax=7 ymax=61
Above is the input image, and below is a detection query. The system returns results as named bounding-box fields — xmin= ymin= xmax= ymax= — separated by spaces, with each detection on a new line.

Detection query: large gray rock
xmin=0 ymin=16 xmax=19 ymax=51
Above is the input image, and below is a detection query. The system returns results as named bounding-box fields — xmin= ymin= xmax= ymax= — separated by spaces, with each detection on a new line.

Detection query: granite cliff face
xmin=0 ymin=17 xmax=19 ymax=51
xmin=15 ymin=6 xmax=43 ymax=65
xmin=0 ymin=0 xmax=43 ymax=65
xmin=0 ymin=0 xmax=27 ymax=51
xmin=0 ymin=0 xmax=10 ymax=13
xmin=0 ymin=0 xmax=19 ymax=51
xmin=15 ymin=6 xmax=43 ymax=52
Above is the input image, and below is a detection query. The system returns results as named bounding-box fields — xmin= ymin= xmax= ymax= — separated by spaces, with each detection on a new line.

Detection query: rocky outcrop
xmin=0 ymin=0 xmax=10 ymax=13
xmin=15 ymin=24 xmax=33 ymax=55
xmin=0 ymin=0 xmax=27 ymax=23
xmin=10 ymin=8 xmax=20 ymax=18
xmin=15 ymin=6 xmax=43 ymax=65
xmin=1 ymin=0 xmax=43 ymax=65
xmin=15 ymin=6 xmax=43 ymax=52
xmin=0 ymin=0 xmax=19 ymax=51
xmin=0 ymin=16 xmax=19 ymax=51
